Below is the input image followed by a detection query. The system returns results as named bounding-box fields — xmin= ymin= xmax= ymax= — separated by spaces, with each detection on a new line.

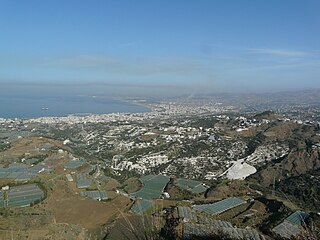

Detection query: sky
xmin=0 ymin=0 xmax=320 ymax=97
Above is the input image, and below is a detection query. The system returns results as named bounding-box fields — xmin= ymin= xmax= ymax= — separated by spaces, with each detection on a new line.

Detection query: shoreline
xmin=0 ymin=96 xmax=152 ymax=120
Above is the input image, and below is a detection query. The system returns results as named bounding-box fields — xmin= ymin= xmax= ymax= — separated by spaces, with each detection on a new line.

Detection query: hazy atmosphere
xmin=1 ymin=0 xmax=320 ymax=97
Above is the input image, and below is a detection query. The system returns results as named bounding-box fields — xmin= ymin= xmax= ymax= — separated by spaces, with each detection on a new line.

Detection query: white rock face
xmin=225 ymin=159 xmax=256 ymax=180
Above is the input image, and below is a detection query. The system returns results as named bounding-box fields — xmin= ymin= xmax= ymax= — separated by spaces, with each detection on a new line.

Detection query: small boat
xmin=41 ymin=107 xmax=49 ymax=110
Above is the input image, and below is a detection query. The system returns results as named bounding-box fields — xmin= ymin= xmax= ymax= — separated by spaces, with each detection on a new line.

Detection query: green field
xmin=130 ymin=175 xmax=170 ymax=199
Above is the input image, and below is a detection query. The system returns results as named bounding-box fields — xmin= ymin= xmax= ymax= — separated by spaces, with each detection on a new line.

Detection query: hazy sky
xmin=0 ymin=0 xmax=320 ymax=96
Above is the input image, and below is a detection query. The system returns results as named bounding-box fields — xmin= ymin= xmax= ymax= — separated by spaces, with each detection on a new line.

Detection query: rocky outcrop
xmin=252 ymin=148 xmax=320 ymax=186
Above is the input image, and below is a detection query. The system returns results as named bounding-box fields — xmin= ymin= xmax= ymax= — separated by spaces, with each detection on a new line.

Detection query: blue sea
xmin=0 ymin=96 xmax=149 ymax=118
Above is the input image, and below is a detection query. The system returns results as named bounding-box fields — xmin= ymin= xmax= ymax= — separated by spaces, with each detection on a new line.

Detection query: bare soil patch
xmin=46 ymin=180 xmax=131 ymax=229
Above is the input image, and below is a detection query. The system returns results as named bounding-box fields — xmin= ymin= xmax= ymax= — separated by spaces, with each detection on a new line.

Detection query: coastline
xmin=0 ymin=96 xmax=152 ymax=120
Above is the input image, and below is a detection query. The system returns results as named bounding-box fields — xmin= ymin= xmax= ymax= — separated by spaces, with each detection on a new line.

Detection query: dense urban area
xmin=0 ymin=91 xmax=320 ymax=240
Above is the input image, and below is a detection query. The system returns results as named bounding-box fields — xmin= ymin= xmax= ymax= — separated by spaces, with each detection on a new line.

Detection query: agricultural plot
xmin=45 ymin=179 xmax=131 ymax=229
xmin=286 ymin=211 xmax=309 ymax=225
xmin=0 ymin=164 xmax=28 ymax=178
xmin=14 ymin=172 xmax=33 ymax=181
xmin=272 ymin=211 xmax=309 ymax=239
xmin=0 ymin=163 xmax=49 ymax=181
xmin=193 ymin=197 xmax=246 ymax=215
xmin=221 ymin=227 xmax=265 ymax=240
xmin=175 ymin=178 xmax=208 ymax=194
xmin=0 ymin=184 xmax=45 ymax=208
xmin=130 ymin=175 xmax=170 ymax=199
xmin=80 ymin=191 xmax=108 ymax=200
xmin=183 ymin=223 xmax=215 ymax=239
xmin=272 ymin=221 xmax=301 ymax=239
xmin=176 ymin=205 xmax=265 ymax=240
xmin=183 ymin=223 xmax=265 ymax=240
xmin=0 ymin=167 xmax=37 ymax=181
xmin=178 ymin=206 xmax=198 ymax=222
xmin=107 ymin=215 xmax=164 ymax=240
xmin=64 ymin=159 xmax=84 ymax=169
xmin=177 ymin=206 xmax=234 ymax=227
xmin=198 ymin=216 xmax=233 ymax=228
xmin=0 ymin=130 xmax=31 ymax=141
xmin=131 ymin=199 xmax=154 ymax=214
xmin=0 ymin=191 xmax=4 ymax=208
xmin=76 ymin=173 xmax=92 ymax=189
xmin=76 ymin=178 xmax=92 ymax=189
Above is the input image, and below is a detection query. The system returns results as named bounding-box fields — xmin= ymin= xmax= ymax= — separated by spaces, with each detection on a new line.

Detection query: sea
xmin=0 ymin=95 xmax=150 ymax=119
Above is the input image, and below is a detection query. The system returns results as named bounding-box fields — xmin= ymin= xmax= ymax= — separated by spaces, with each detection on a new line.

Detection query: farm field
xmin=0 ymin=137 xmax=65 ymax=162
xmin=130 ymin=175 xmax=170 ymax=199
xmin=7 ymin=183 xmax=44 ymax=208
xmin=193 ymin=197 xmax=247 ymax=215
xmin=175 ymin=178 xmax=208 ymax=194
xmin=106 ymin=215 xmax=164 ymax=240
xmin=44 ymin=180 xmax=132 ymax=229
